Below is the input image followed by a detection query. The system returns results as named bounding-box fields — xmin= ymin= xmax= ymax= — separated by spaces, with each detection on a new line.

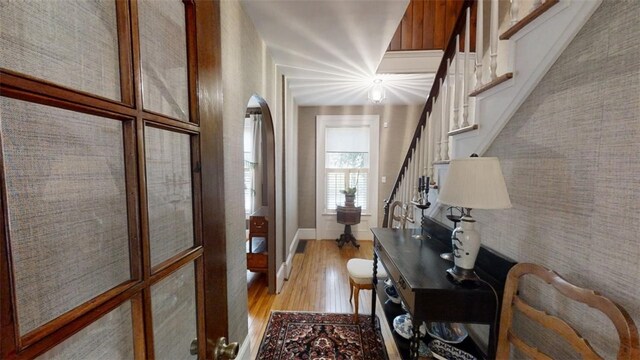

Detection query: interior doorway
xmin=243 ymin=95 xmax=277 ymax=294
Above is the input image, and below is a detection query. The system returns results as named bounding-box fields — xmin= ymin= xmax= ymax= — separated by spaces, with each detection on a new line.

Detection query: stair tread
xmin=500 ymin=0 xmax=560 ymax=40
xmin=469 ymin=73 xmax=514 ymax=97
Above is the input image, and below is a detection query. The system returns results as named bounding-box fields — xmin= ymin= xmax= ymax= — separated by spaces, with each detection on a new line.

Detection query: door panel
xmin=0 ymin=1 xmax=225 ymax=359
xmin=0 ymin=0 xmax=121 ymax=101
xmin=35 ymin=301 xmax=134 ymax=360
xmin=144 ymin=126 xmax=194 ymax=268
xmin=150 ymin=262 xmax=197 ymax=360
xmin=0 ymin=97 xmax=131 ymax=336
xmin=138 ymin=0 xmax=190 ymax=122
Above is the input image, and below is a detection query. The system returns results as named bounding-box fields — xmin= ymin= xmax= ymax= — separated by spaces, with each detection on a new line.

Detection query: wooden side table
xmin=336 ymin=205 xmax=361 ymax=248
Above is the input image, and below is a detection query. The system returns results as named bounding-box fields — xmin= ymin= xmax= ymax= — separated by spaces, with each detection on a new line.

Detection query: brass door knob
xmin=213 ymin=337 xmax=239 ymax=360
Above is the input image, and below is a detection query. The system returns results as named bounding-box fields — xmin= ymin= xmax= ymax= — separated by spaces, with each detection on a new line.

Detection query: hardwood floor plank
xmin=246 ymin=240 xmax=400 ymax=359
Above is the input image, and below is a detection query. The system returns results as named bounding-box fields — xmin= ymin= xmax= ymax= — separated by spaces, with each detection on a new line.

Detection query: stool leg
xmin=353 ymin=285 xmax=360 ymax=322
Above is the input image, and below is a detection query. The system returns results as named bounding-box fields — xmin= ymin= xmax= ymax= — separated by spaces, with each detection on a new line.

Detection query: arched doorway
xmin=243 ymin=95 xmax=277 ymax=294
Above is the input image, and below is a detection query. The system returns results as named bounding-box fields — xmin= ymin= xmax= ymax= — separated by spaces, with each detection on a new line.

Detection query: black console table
xmin=371 ymin=221 xmax=515 ymax=360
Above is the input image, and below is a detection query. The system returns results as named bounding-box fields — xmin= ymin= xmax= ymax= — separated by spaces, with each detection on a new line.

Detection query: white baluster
xmin=510 ymin=0 xmax=519 ymax=26
xmin=420 ymin=124 xmax=427 ymax=177
xmin=462 ymin=7 xmax=470 ymax=127
xmin=441 ymin=77 xmax=450 ymax=161
xmin=433 ymin=97 xmax=441 ymax=162
xmin=490 ymin=0 xmax=499 ymax=80
xmin=475 ymin=0 xmax=484 ymax=89
xmin=453 ymin=38 xmax=460 ymax=130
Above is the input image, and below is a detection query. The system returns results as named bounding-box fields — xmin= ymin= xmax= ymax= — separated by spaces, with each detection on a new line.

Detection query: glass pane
xmin=325 ymin=171 xmax=346 ymax=210
xmin=151 ymin=263 xmax=197 ymax=360
xmin=0 ymin=0 xmax=121 ymax=100
xmin=37 ymin=301 xmax=134 ymax=360
xmin=1 ymin=97 xmax=130 ymax=335
xmin=325 ymin=152 xmax=369 ymax=168
xmin=138 ymin=0 xmax=190 ymax=121
xmin=145 ymin=127 xmax=194 ymax=267
xmin=350 ymin=172 xmax=368 ymax=210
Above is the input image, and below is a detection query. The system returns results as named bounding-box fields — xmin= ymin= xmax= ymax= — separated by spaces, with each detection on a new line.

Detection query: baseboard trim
xmin=298 ymin=228 xmax=316 ymax=239
xmin=285 ymin=229 xmax=300 ymax=279
xmin=236 ymin=334 xmax=251 ymax=360
xmin=276 ymin=263 xmax=286 ymax=293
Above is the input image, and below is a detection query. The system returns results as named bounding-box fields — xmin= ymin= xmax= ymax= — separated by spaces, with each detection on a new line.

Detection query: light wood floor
xmin=246 ymin=239 xmax=400 ymax=359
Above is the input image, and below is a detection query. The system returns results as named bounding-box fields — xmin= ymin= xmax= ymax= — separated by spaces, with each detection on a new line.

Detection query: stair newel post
xmin=453 ymin=38 xmax=460 ymax=130
xmin=382 ymin=199 xmax=390 ymax=228
xmin=433 ymin=96 xmax=441 ymax=163
xmin=510 ymin=0 xmax=519 ymax=26
xmin=490 ymin=0 xmax=499 ymax=80
xmin=442 ymin=71 xmax=450 ymax=161
xmin=462 ymin=7 xmax=471 ymax=128
xmin=475 ymin=0 xmax=484 ymax=90
xmin=420 ymin=124 xmax=426 ymax=179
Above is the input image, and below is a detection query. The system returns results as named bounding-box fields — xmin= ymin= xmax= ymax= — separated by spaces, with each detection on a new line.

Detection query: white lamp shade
xmin=439 ymin=157 xmax=512 ymax=209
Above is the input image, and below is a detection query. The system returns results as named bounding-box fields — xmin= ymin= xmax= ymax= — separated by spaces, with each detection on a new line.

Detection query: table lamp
xmin=438 ymin=156 xmax=511 ymax=282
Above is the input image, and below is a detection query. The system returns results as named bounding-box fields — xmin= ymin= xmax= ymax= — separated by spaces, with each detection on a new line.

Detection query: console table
xmin=371 ymin=224 xmax=515 ymax=360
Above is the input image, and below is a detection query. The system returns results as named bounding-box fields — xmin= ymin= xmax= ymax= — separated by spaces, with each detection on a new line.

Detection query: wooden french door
xmin=0 ymin=1 xmax=226 ymax=359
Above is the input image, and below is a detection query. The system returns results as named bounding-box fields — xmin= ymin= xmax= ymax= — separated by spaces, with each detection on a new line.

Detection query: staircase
xmin=383 ymin=0 xmax=603 ymax=226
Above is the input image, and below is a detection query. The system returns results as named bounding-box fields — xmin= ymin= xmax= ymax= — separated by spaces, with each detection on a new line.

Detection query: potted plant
xmin=340 ymin=186 xmax=357 ymax=207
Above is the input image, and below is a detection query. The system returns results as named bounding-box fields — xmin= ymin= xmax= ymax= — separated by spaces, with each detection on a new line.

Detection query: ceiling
xmin=240 ymin=0 xmax=435 ymax=106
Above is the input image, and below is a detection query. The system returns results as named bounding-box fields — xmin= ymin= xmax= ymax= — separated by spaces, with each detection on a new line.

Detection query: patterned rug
xmin=256 ymin=311 xmax=389 ymax=360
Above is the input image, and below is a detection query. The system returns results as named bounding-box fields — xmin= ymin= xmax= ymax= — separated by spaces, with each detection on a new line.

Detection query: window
xmin=324 ymin=126 xmax=370 ymax=212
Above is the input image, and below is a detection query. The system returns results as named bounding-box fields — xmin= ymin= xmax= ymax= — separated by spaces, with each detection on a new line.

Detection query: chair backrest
xmin=388 ymin=201 xmax=405 ymax=229
xmin=497 ymin=263 xmax=639 ymax=360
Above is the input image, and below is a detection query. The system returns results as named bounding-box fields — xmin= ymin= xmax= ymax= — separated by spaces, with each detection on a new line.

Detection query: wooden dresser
xmin=371 ymin=218 xmax=515 ymax=359
xmin=247 ymin=206 xmax=268 ymax=272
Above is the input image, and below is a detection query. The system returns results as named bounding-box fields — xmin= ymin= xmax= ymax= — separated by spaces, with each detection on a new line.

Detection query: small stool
xmin=347 ymin=258 xmax=387 ymax=321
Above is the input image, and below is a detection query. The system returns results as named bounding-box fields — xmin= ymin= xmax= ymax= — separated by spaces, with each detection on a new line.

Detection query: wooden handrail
xmin=385 ymin=0 xmax=475 ymax=214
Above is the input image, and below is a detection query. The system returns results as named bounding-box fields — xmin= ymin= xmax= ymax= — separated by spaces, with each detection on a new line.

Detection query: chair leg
xmin=349 ymin=280 xmax=353 ymax=303
xmin=353 ymin=285 xmax=360 ymax=322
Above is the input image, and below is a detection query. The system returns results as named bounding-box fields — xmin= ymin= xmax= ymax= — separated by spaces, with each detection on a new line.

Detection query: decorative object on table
xmin=425 ymin=322 xmax=469 ymax=344
xmin=392 ymin=314 xmax=427 ymax=340
xmin=383 ymin=278 xmax=393 ymax=288
xmin=384 ymin=284 xmax=401 ymax=304
xmin=428 ymin=339 xmax=477 ymax=360
xmin=410 ymin=176 xmax=432 ymax=240
xmin=256 ymin=311 xmax=389 ymax=360
xmin=347 ymin=258 xmax=387 ymax=322
xmin=438 ymin=155 xmax=512 ymax=282
xmin=440 ymin=206 xmax=464 ymax=262
xmin=388 ymin=200 xmax=406 ymax=229
xmin=340 ymin=185 xmax=357 ymax=206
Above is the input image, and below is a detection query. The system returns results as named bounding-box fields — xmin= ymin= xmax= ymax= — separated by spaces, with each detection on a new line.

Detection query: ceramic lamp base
xmin=446 ymin=266 xmax=479 ymax=283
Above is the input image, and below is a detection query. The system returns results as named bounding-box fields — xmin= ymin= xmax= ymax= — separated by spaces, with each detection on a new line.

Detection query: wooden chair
xmin=497 ymin=263 xmax=639 ymax=359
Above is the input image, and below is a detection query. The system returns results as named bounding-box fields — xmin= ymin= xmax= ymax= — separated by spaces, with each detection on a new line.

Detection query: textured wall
xmin=297 ymin=105 xmax=422 ymax=228
xmin=220 ymin=0 xmax=280 ymax=344
xmin=434 ymin=0 xmax=639 ymax=356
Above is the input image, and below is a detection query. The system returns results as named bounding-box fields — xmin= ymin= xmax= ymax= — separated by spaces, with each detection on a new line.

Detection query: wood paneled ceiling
xmin=388 ymin=0 xmax=476 ymax=52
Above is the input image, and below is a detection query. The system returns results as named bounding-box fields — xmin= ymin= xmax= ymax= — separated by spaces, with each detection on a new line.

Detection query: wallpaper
xmin=433 ymin=0 xmax=639 ymax=356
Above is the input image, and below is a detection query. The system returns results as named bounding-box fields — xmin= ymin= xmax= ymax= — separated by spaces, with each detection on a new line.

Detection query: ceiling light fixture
xmin=368 ymin=78 xmax=385 ymax=104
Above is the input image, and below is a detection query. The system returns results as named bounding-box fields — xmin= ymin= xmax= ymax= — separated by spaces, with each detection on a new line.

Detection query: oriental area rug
xmin=256 ymin=311 xmax=389 ymax=360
